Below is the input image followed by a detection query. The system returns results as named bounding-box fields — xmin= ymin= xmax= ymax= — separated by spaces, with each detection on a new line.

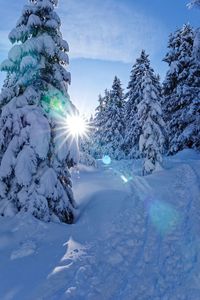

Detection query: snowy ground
xmin=1 ymin=150 xmax=200 ymax=300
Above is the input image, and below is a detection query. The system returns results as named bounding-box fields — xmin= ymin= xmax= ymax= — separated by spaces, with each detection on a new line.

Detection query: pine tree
xmin=101 ymin=77 xmax=125 ymax=160
xmin=79 ymin=115 xmax=96 ymax=166
xmin=93 ymin=78 xmax=125 ymax=160
xmin=187 ymin=1 xmax=200 ymax=149
xmin=163 ymin=24 xmax=200 ymax=154
xmin=188 ymin=1 xmax=200 ymax=62
xmin=124 ymin=50 xmax=162 ymax=159
xmin=138 ymin=70 xmax=165 ymax=176
xmin=92 ymin=91 xmax=110 ymax=158
xmin=188 ymin=0 xmax=200 ymax=8
xmin=0 ymin=0 xmax=78 ymax=223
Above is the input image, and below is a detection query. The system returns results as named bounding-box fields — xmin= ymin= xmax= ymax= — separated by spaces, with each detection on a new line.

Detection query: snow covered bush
xmin=0 ymin=0 xmax=78 ymax=223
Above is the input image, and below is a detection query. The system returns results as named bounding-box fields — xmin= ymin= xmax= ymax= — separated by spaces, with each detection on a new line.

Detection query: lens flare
xmin=149 ymin=201 xmax=179 ymax=234
xmin=121 ymin=175 xmax=129 ymax=183
xmin=102 ymin=155 xmax=111 ymax=165
xmin=41 ymin=89 xmax=92 ymax=156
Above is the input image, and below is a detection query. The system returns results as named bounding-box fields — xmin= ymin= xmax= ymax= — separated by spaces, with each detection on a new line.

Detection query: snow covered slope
xmin=1 ymin=150 xmax=200 ymax=300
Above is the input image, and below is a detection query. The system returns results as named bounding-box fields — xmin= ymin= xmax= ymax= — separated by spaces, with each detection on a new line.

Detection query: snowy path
xmin=1 ymin=150 xmax=200 ymax=299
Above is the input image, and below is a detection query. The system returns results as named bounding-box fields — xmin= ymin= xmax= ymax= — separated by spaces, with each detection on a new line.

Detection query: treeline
xmin=82 ymin=24 xmax=200 ymax=175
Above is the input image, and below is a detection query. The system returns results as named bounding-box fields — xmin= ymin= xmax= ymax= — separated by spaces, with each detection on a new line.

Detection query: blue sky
xmin=0 ymin=0 xmax=199 ymax=115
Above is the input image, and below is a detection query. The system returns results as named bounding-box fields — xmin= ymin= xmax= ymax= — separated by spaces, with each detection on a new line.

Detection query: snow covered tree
xmin=138 ymin=70 xmax=165 ymax=176
xmin=93 ymin=78 xmax=125 ymax=160
xmin=163 ymin=24 xmax=200 ymax=154
xmin=79 ymin=115 xmax=97 ymax=166
xmin=124 ymin=50 xmax=162 ymax=159
xmin=99 ymin=77 xmax=125 ymax=160
xmin=91 ymin=92 xmax=109 ymax=158
xmin=0 ymin=0 xmax=78 ymax=223
xmin=187 ymin=3 xmax=200 ymax=150
xmin=188 ymin=0 xmax=200 ymax=61
xmin=188 ymin=0 xmax=200 ymax=8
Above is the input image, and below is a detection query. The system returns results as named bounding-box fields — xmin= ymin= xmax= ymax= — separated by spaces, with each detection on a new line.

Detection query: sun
xmin=66 ymin=114 xmax=89 ymax=138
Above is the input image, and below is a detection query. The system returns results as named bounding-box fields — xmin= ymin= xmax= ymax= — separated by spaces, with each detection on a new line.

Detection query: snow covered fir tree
xmin=163 ymin=24 xmax=200 ymax=154
xmin=0 ymin=0 xmax=78 ymax=223
xmin=188 ymin=0 xmax=200 ymax=64
xmin=138 ymin=70 xmax=165 ymax=175
xmin=79 ymin=115 xmax=96 ymax=166
xmin=188 ymin=0 xmax=200 ymax=8
xmin=124 ymin=50 xmax=163 ymax=159
xmin=92 ymin=92 xmax=110 ymax=158
xmin=93 ymin=77 xmax=125 ymax=160
xmin=106 ymin=77 xmax=125 ymax=160
xmin=92 ymin=50 xmax=165 ymax=175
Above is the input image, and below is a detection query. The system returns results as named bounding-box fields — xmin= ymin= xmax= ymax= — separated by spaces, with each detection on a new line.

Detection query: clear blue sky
xmin=0 ymin=0 xmax=199 ymax=115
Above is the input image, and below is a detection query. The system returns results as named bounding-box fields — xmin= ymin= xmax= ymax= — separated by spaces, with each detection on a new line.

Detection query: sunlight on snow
xmin=62 ymin=237 xmax=87 ymax=262
xmin=49 ymin=263 xmax=73 ymax=277
xmin=49 ymin=237 xmax=87 ymax=277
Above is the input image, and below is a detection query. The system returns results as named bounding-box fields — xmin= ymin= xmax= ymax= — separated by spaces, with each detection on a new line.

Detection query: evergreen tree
xmin=101 ymin=77 xmax=125 ymax=160
xmin=188 ymin=3 xmax=200 ymax=149
xmin=138 ymin=70 xmax=165 ymax=176
xmin=93 ymin=91 xmax=110 ymax=158
xmin=193 ymin=29 xmax=200 ymax=62
xmin=93 ymin=78 xmax=125 ymax=160
xmin=163 ymin=24 xmax=200 ymax=154
xmin=79 ymin=115 xmax=96 ymax=166
xmin=0 ymin=0 xmax=78 ymax=223
xmin=188 ymin=0 xmax=200 ymax=8
xmin=124 ymin=50 xmax=162 ymax=159
xmin=188 ymin=1 xmax=200 ymax=62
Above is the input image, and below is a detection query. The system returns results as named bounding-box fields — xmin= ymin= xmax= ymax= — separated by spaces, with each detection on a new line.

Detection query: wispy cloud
xmin=59 ymin=0 xmax=167 ymax=63
xmin=0 ymin=0 xmax=166 ymax=64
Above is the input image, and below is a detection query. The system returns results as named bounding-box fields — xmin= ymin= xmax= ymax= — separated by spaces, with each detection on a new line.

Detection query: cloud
xmin=0 ymin=0 xmax=167 ymax=64
xmin=58 ymin=0 xmax=167 ymax=63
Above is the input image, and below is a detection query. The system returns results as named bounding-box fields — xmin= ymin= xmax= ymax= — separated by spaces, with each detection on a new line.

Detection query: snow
xmin=20 ymin=56 xmax=38 ymax=72
xmin=26 ymin=109 xmax=51 ymax=160
xmin=193 ymin=28 xmax=200 ymax=61
xmin=27 ymin=14 xmax=42 ymax=28
xmin=15 ymin=146 xmax=37 ymax=186
xmin=8 ymin=45 xmax=22 ymax=63
xmin=1 ymin=149 xmax=200 ymax=299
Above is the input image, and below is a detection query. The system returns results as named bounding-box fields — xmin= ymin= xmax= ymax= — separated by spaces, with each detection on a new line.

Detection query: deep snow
xmin=1 ymin=150 xmax=200 ymax=300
